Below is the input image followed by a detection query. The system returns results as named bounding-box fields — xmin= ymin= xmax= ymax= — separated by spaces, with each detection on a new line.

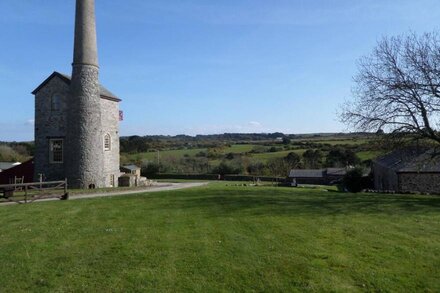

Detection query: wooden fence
xmin=0 ymin=180 xmax=68 ymax=204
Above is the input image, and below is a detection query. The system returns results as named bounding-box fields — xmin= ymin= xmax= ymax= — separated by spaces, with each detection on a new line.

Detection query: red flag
xmin=119 ymin=110 xmax=124 ymax=121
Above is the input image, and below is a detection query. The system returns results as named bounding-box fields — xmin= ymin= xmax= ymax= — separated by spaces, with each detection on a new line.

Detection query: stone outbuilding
xmin=119 ymin=165 xmax=151 ymax=187
xmin=120 ymin=165 xmax=141 ymax=177
xmin=288 ymin=168 xmax=348 ymax=186
xmin=373 ymin=149 xmax=440 ymax=194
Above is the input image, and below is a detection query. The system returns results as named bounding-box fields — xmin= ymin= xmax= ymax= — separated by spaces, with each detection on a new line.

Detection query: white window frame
xmin=49 ymin=139 xmax=64 ymax=164
xmin=104 ymin=133 xmax=111 ymax=151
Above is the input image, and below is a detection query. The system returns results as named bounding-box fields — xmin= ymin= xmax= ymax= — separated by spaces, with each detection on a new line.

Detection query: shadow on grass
xmin=154 ymin=187 xmax=440 ymax=217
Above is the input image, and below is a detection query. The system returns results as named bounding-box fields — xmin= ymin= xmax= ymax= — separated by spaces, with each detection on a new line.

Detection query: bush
xmin=342 ymin=168 xmax=364 ymax=193
xmin=268 ymin=147 xmax=281 ymax=153
xmin=212 ymin=161 xmax=243 ymax=175
xmin=141 ymin=162 xmax=161 ymax=177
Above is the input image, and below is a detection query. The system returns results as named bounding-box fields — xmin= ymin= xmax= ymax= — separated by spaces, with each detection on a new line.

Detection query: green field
xmin=127 ymin=148 xmax=207 ymax=162
xmin=356 ymin=150 xmax=384 ymax=161
xmin=294 ymin=137 xmax=371 ymax=146
xmin=251 ymin=149 xmax=307 ymax=161
xmin=123 ymin=135 xmax=383 ymax=169
xmin=1 ymin=183 xmax=439 ymax=291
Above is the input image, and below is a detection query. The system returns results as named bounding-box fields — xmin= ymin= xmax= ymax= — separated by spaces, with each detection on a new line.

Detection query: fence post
xmin=25 ymin=185 xmax=28 ymax=204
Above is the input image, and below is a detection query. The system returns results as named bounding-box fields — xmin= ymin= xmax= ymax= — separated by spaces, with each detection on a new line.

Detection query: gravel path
xmin=70 ymin=182 xmax=208 ymax=200
xmin=0 ymin=182 xmax=209 ymax=206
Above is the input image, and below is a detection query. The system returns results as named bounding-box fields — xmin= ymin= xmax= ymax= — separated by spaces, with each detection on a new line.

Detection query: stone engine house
xmin=32 ymin=0 xmax=121 ymax=188
xmin=32 ymin=72 xmax=121 ymax=188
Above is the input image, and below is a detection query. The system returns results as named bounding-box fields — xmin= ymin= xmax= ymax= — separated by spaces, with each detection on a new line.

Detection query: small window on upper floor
xmin=51 ymin=94 xmax=62 ymax=111
xmin=104 ymin=133 xmax=111 ymax=151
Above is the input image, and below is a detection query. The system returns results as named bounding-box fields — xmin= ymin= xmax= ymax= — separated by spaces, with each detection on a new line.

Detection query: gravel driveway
xmin=0 ymin=182 xmax=209 ymax=206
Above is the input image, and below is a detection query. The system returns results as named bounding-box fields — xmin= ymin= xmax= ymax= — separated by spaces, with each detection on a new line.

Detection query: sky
xmin=1 ymin=0 xmax=440 ymax=141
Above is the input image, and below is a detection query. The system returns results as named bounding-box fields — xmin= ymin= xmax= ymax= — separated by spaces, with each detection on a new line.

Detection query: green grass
xmin=224 ymin=144 xmax=257 ymax=153
xmin=305 ymin=139 xmax=370 ymax=146
xmin=127 ymin=148 xmax=207 ymax=161
xmin=356 ymin=150 xmax=384 ymax=161
xmin=293 ymin=136 xmax=372 ymax=145
xmin=251 ymin=149 xmax=307 ymax=161
xmin=1 ymin=183 xmax=439 ymax=291
xmin=127 ymin=144 xmax=258 ymax=162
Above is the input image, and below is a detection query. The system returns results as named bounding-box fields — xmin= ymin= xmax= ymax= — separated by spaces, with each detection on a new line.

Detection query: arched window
xmin=104 ymin=133 xmax=111 ymax=151
xmin=51 ymin=94 xmax=62 ymax=111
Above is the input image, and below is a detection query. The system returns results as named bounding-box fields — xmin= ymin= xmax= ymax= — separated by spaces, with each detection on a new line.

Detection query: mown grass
xmin=0 ymin=183 xmax=439 ymax=291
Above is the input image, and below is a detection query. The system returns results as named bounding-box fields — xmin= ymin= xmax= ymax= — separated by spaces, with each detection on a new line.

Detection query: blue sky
xmin=1 ymin=0 xmax=439 ymax=141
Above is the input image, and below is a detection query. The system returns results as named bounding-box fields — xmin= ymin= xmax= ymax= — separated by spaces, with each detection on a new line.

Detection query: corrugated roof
xmin=32 ymin=72 xmax=121 ymax=102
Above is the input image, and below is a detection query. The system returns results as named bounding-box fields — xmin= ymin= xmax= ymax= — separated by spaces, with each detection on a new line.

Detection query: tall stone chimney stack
xmin=73 ymin=0 xmax=99 ymax=67
xmin=66 ymin=0 xmax=105 ymax=188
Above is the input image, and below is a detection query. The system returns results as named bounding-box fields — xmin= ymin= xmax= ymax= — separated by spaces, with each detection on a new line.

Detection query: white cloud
xmin=248 ymin=121 xmax=262 ymax=127
xmin=25 ymin=119 xmax=35 ymax=126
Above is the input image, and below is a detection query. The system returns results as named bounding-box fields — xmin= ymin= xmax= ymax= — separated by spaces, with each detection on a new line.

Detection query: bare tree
xmin=341 ymin=32 xmax=440 ymax=146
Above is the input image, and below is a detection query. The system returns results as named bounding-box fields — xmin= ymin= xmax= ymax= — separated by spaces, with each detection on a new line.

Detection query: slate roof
xmin=326 ymin=168 xmax=348 ymax=176
xmin=289 ymin=168 xmax=350 ymax=178
xmin=32 ymin=71 xmax=121 ymax=102
xmin=121 ymin=165 xmax=141 ymax=171
xmin=374 ymin=148 xmax=440 ymax=173
xmin=289 ymin=169 xmax=325 ymax=178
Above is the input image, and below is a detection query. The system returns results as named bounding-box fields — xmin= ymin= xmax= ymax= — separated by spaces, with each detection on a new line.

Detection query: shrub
xmin=269 ymin=147 xmax=281 ymax=153
xmin=141 ymin=162 xmax=161 ymax=176
xmin=212 ymin=161 xmax=243 ymax=175
xmin=342 ymin=168 xmax=364 ymax=193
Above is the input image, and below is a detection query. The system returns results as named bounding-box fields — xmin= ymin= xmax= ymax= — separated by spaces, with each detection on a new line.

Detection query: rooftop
xmin=121 ymin=165 xmax=141 ymax=171
xmin=0 ymin=162 xmax=21 ymax=171
xmin=374 ymin=148 xmax=440 ymax=173
xmin=32 ymin=71 xmax=121 ymax=102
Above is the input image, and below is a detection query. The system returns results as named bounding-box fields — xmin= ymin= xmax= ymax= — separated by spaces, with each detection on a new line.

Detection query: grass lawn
xmin=1 ymin=183 xmax=439 ymax=291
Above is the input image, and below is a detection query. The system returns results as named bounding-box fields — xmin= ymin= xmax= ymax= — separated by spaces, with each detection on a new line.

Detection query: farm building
xmin=0 ymin=162 xmax=21 ymax=173
xmin=373 ymin=149 xmax=440 ymax=194
xmin=288 ymin=168 xmax=348 ymax=185
xmin=119 ymin=165 xmax=151 ymax=187
xmin=0 ymin=160 xmax=34 ymax=185
xmin=120 ymin=165 xmax=141 ymax=177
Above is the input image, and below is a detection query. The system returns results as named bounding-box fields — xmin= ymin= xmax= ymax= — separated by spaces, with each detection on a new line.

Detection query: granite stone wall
xmin=34 ymin=72 xmax=120 ymax=188
xmin=373 ymin=163 xmax=398 ymax=191
xmin=66 ymin=65 xmax=104 ymax=188
xmin=101 ymin=98 xmax=120 ymax=187
xmin=398 ymin=173 xmax=440 ymax=194
xmin=34 ymin=76 xmax=69 ymax=181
